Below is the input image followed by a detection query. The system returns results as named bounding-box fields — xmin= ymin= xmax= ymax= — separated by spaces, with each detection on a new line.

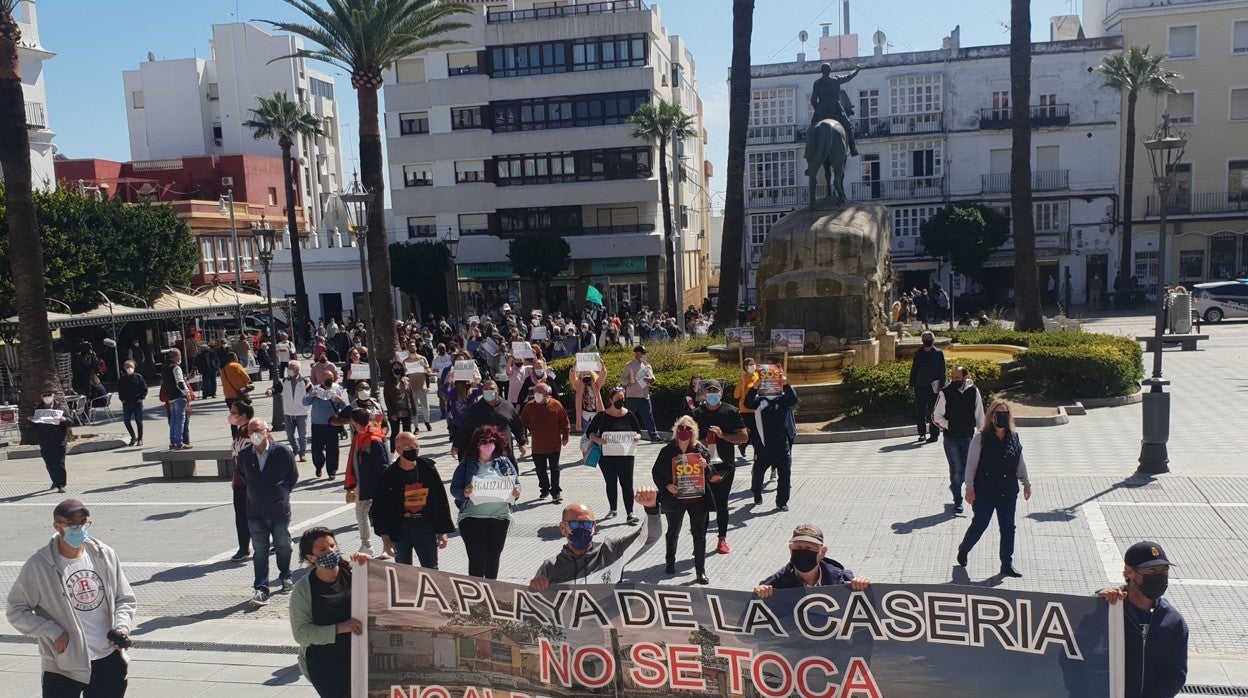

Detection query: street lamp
xmin=218 ymin=190 xmax=244 ymax=292
xmin=1137 ymin=114 xmax=1188 ymax=474
xmin=253 ymin=221 xmax=285 ymax=425
xmin=442 ymin=227 xmax=461 ymax=318
xmin=340 ymin=173 xmax=379 ymax=396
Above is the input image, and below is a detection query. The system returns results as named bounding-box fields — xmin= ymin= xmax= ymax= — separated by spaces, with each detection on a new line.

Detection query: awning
xmin=0 ymin=287 xmax=284 ymax=332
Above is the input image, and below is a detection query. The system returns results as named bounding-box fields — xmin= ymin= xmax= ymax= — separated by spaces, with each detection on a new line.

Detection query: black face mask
xmin=582 ymin=376 xmax=593 ymax=385
xmin=922 ymin=338 xmax=934 ymax=347
xmin=322 ymin=381 xmax=334 ymax=389
xmin=1137 ymin=574 xmax=1168 ymax=600
xmin=790 ymin=549 xmax=820 ymax=574
xmin=994 ymin=413 xmax=1010 ymax=429
xmin=949 ymin=380 xmax=964 ymax=390
xmin=401 ymin=449 xmax=419 ymax=462
xmin=612 ymin=399 xmax=626 ymax=409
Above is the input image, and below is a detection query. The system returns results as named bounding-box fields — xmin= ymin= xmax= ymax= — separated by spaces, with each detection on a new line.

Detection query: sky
xmin=34 ymin=0 xmax=1085 ymax=204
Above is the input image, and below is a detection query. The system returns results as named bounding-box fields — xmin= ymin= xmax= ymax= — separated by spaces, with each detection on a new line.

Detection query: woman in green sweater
xmin=289 ymin=527 xmax=369 ymax=697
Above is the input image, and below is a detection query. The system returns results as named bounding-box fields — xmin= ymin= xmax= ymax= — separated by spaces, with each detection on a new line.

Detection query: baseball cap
xmin=790 ymin=524 xmax=824 ymax=546
xmin=53 ymin=499 xmax=89 ymax=521
xmin=1125 ymin=541 xmax=1174 ymax=569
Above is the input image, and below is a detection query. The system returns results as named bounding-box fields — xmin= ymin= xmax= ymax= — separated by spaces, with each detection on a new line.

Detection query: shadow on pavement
xmin=144 ymin=506 xmax=221 ymax=521
xmin=80 ymin=477 xmax=174 ymax=494
xmin=950 ymin=565 xmax=1006 ymax=588
xmin=891 ymin=505 xmax=957 ymax=534
xmin=131 ymin=558 xmax=247 ymax=587
xmin=0 ymin=489 xmax=61 ymax=503
xmin=878 ymin=440 xmax=926 ymax=453
xmin=262 ymin=665 xmax=303 ymax=686
xmin=1025 ymin=473 xmax=1158 ymax=524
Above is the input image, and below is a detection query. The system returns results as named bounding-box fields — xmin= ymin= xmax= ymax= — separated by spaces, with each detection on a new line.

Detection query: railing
xmin=1034 ymin=230 xmax=1071 ymax=253
xmin=25 ymin=102 xmax=46 ymax=129
xmin=850 ymin=176 xmax=945 ymax=201
xmin=979 ymin=103 xmax=1070 ymax=129
xmin=854 ymin=113 xmax=944 ymax=138
xmin=491 ymin=223 xmax=658 ymax=239
xmin=487 ymin=0 xmax=646 ymax=24
xmin=747 ymin=186 xmax=810 ymax=208
xmin=981 ymin=169 xmax=1070 ymax=193
xmin=448 ymin=66 xmax=480 ymax=77
xmin=1146 ymin=191 xmax=1248 ymax=216
xmin=746 ymin=124 xmax=797 ymax=146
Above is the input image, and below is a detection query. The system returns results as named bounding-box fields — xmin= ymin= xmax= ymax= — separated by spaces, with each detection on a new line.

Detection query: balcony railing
xmin=1145 ymin=191 xmax=1248 ymax=217
xmin=981 ymin=169 xmax=1070 ymax=193
xmin=746 ymin=124 xmax=797 ymax=146
xmin=25 ymin=101 xmax=46 ymax=129
xmin=487 ymin=0 xmax=646 ymax=24
xmin=488 ymin=222 xmax=658 ymax=239
xmin=1034 ymin=230 xmax=1071 ymax=253
xmin=851 ymin=177 xmax=946 ymax=201
xmin=854 ymin=113 xmax=944 ymax=138
xmin=979 ymin=103 xmax=1070 ymax=129
xmin=747 ymin=186 xmax=810 ymax=209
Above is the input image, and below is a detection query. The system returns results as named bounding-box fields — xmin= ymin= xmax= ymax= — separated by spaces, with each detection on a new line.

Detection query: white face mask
xmin=124 ymin=368 xmax=134 ymax=375
xmin=250 ymin=432 xmax=267 ymax=446
xmin=534 ymin=393 xmax=547 ymax=404
xmin=42 ymin=396 xmax=54 ymax=405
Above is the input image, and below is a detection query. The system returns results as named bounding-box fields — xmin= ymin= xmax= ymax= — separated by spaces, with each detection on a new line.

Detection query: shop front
xmin=590 ymin=257 xmax=653 ymax=316
xmin=456 ymin=262 xmax=520 ymax=319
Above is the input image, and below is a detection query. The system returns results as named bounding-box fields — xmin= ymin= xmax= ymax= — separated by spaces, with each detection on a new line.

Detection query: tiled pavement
xmin=1 ymin=311 xmax=1246 ymax=695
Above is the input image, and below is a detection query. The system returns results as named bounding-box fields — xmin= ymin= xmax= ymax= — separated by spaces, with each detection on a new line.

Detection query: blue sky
xmin=36 ymin=0 xmax=1082 ymax=200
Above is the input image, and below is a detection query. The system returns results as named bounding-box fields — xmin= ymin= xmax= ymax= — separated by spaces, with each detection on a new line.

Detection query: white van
xmin=1191 ymin=281 xmax=1248 ymax=322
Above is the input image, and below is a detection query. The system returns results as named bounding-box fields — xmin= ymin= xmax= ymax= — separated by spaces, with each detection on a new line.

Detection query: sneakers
xmin=777 ymin=504 xmax=789 ymax=512
xmin=954 ymin=503 xmax=965 ymax=514
xmin=716 ymin=539 xmax=730 ymax=555
xmin=626 ymin=515 xmax=639 ymax=526
xmin=374 ymin=550 xmax=391 ymax=561
xmin=127 ymin=438 xmax=137 ymax=447
xmin=552 ymin=495 xmax=563 ymax=504
xmin=358 ymin=545 xmax=374 ymax=557
xmin=250 ymin=589 xmax=270 ymax=606
xmin=605 ymin=510 xmax=617 ymax=519
xmin=230 ymin=549 xmax=250 ymax=561
xmin=425 ymin=422 xmax=432 ymax=431
xmin=280 ymin=578 xmax=294 ymax=594
xmin=538 ymin=492 xmax=549 ymax=500
xmin=753 ymin=494 xmax=763 ymax=506
xmin=136 ymin=439 xmax=143 ymax=446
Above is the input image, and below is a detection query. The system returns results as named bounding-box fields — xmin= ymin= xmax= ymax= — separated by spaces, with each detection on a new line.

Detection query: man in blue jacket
xmin=237 ymin=418 xmax=299 ymax=606
xmin=745 ymin=371 xmax=799 ymax=511
xmin=1098 ymin=541 xmax=1188 ymax=698
xmin=754 ymin=524 xmax=870 ymax=597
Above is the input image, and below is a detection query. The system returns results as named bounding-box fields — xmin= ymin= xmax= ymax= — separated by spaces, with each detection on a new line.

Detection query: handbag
xmin=584 ymin=443 xmax=602 ymax=468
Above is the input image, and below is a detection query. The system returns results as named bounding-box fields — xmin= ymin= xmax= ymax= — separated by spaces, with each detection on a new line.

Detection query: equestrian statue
xmin=805 ymin=64 xmax=861 ymax=206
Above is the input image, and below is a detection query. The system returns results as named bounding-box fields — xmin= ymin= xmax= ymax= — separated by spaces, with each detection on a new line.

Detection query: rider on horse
xmin=810 ymin=64 xmax=860 ymax=157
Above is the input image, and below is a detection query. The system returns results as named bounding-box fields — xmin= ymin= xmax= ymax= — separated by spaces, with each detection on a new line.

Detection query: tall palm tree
xmin=628 ymin=99 xmax=697 ymax=313
xmin=1099 ymin=46 xmax=1181 ymax=291
xmin=244 ymin=90 xmax=323 ymax=345
xmin=1009 ymin=0 xmax=1043 ymax=331
xmin=262 ymin=0 xmax=471 ymax=366
xmin=0 ymin=1 xmax=56 ymax=443
xmin=714 ymin=0 xmax=753 ymax=332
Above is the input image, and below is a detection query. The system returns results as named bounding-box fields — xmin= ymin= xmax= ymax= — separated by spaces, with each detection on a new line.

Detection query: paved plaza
xmin=0 ymin=311 xmax=1246 ymax=696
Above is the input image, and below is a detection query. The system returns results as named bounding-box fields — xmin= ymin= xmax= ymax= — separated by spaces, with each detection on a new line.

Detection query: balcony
xmin=747 ymin=186 xmax=809 ymax=209
xmin=1034 ymin=230 xmax=1071 ymax=254
xmin=746 ymin=124 xmax=798 ymax=146
xmin=486 ymin=222 xmax=658 ymax=239
xmin=851 ymin=177 xmax=946 ymax=201
xmin=1145 ymin=191 xmax=1248 ymax=217
xmin=980 ymin=169 xmax=1070 ymax=194
xmin=854 ymin=113 xmax=944 ymax=139
xmin=979 ymin=103 xmax=1070 ymax=130
xmin=487 ymin=0 xmax=646 ymax=24
xmin=25 ymin=101 xmax=46 ymax=129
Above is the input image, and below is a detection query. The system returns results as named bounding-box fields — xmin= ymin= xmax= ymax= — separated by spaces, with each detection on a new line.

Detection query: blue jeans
xmin=167 ymin=397 xmax=187 ymax=446
xmin=626 ymin=397 xmax=659 ymax=439
xmin=284 ymin=414 xmax=307 ymax=456
xmin=942 ymin=434 xmax=973 ymax=504
xmin=959 ymin=495 xmax=1018 ymax=566
xmin=247 ymin=514 xmax=292 ymax=590
xmin=393 ymin=530 xmax=439 ymax=569
xmin=122 ymin=400 xmax=144 ymax=441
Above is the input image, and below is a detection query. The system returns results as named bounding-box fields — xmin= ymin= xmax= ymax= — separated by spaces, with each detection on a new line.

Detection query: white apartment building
xmin=744 ymin=21 xmax=1123 ymax=309
xmin=122 ymin=23 xmax=345 ymax=228
xmin=10 ymin=0 xmax=55 ymax=190
xmin=383 ymin=0 xmax=711 ymax=318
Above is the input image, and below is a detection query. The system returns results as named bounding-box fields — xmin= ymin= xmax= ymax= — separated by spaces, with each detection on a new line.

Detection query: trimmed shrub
xmin=841 ymin=357 xmax=1001 ymax=418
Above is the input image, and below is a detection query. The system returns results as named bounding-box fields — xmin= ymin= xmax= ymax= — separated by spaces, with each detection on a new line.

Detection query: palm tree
xmin=262 ymin=0 xmax=472 ymax=366
xmin=1099 ymin=46 xmax=1181 ymax=293
xmin=244 ymin=90 xmax=323 ymax=345
xmin=713 ymin=0 xmax=753 ymax=332
xmin=0 ymin=1 xmax=57 ymax=443
xmin=1009 ymin=0 xmax=1043 ymax=331
xmin=628 ymin=99 xmax=697 ymax=313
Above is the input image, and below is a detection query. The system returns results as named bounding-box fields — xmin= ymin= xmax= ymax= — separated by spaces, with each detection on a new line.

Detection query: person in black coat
xmin=117 ymin=360 xmax=148 ymax=446
xmin=652 ymin=415 xmax=713 ymax=585
xmin=236 ymin=418 xmax=299 ymax=605
xmin=451 ymin=379 xmax=528 ymax=461
xmin=745 ymin=373 xmax=799 ymax=511
xmin=908 ymin=330 xmax=946 ymax=443
xmin=28 ymin=386 xmax=72 ymax=493
xmin=372 ymin=431 xmax=455 ymax=569
xmin=195 ymin=348 xmax=222 ymax=399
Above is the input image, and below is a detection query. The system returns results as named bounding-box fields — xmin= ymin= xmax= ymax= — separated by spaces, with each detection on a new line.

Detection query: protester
xmin=652 ymin=415 xmax=713 ymax=584
xmin=754 ymin=524 xmax=871 ymax=597
xmin=228 ymin=401 xmax=256 ymax=561
xmin=351 ymin=381 xmax=386 ymax=433
xmin=441 ymin=365 xmax=482 ymax=441
xmin=161 ymin=348 xmax=191 ymax=450
xmin=404 ymin=350 xmax=433 ymax=431
xmin=585 ymin=386 xmax=644 ymax=524
xmin=343 ymin=408 xmax=389 ymax=558
xmin=451 ymin=379 xmax=527 ymax=461
xmin=274 ymin=332 xmax=295 ymax=375
xmin=745 ymin=370 xmax=798 ymax=510
xmin=450 ymin=425 xmax=522 ymax=579
xmin=529 ymin=487 xmax=661 ymax=590
xmin=373 ymin=431 xmax=454 ymax=568
xmin=384 ymin=362 xmax=415 ymax=452
xmin=1096 ymin=541 xmax=1189 ymax=698
xmin=932 ymin=365 xmax=984 ymax=514
xmin=957 ymin=399 xmax=1032 ymax=578
xmin=304 ymin=373 xmax=347 ymax=479
xmin=271 ymin=360 xmax=311 ymax=462
xmin=194 ymin=346 xmax=221 ymax=398
xmin=222 ymin=351 xmax=254 ymax=413
xmin=290 ymin=527 xmax=369 ymax=698
xmin=520 ymin=383 xmax=570 ymax=503
xmin=734 ymin=357 xmax=760 ymax=463
xmin=28 ymin=386 xmax=73 ymax=493
xmin=692 ymin=381 xmax=749 ymax=554
xmin=7 ymin=498 xmax=137 ymax=695
xmin=622 ymin=345 xmax=660 ymax=441
xmin=309 ymin=350 xmax=338 ymax=385
xmin=116 ymin=360 xmax=147 ymax=447
xmin=909 ymin=330 xmax=946 ymax=443
xmin=573 ymin=369 xmax=605 ymax=433
xmin=237 ymin=418 xmax=299 ymax=605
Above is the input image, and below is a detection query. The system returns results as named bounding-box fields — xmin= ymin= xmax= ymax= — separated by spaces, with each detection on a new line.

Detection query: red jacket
xmin=344 ymin=424 xmax=387 ymax=498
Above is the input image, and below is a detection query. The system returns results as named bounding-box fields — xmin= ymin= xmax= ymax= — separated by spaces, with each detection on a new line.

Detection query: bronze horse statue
xmin=804 ymin=118 xmax=850 ymax=205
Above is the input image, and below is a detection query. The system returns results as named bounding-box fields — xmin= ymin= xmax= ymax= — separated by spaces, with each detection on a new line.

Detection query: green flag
xmin=585 ymin=285 xmax=604 ymax=306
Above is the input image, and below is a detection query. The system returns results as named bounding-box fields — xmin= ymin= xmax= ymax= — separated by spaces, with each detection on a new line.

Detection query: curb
xmin=1080 ymin=392 xmax=1143 ymax=408
xmin=3 ymin=438 xmax=129 ymax=461
xmin=795 ymin=425 xmax=918 ymax=444
xmin=1014 ymin=406 xmax=1070 ymax=427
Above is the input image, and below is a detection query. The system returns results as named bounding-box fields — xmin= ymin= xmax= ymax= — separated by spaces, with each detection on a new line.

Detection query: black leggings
xmin=388 ymin=416 xmax=411 ymax=451
xmin=598 ymin=456 xmax=635 ymax=515
xmin=707 ymin=468 xmax=735 ymax=539
xmin=665 ymin=506 xmax=708 ymax=574
xmin=233 ymin=485 xmax=249 ymax=553
xmin=459 ymin=517 xmax=510 ymax=579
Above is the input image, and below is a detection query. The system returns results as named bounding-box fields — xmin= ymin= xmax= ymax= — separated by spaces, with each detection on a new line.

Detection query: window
xmin=1033 ymin=201 xmax=1068 ymax=233
xmin=746 ymin=150 xmax=797 ymax=190
xmin=1229 ymin=160 xmax=1248 ymax=204
xmin=1179 ymin=250 xmax=1204 ymax=280
xmin=990 ymin=90 xmax=1010 ymax=120
xmin=858 ymin=89 xmax=879 ymax=119
xmin=748 ymin=213 xmax=783 ymax=259
xmin=1037 ymin=93 xmax=1059 ymax=119
xmin=451 ymin=106 xmax=484 ymax=130
xmin=216 ymin=238 xmax=234 ymax=274
xmin=1166 ymin=92 xmax=1195 ymax=123
xmin=212 ymin=125 xmax=223 ymax=147
xmin=1135 ymin=250 xmax=1159 ymax=294
xmin=395 ymin=58 xmax=426 ymax=83
xmin=207 ymin=83 xmax=219 ymax=101
xmin=491 ymin=40 xmax=567 ymax=77
xmin=200 ymin=239 xmax=216 ymax=274
xmin=1168 ymin=25 xmax=1197 ymax=59
xmin=891 ymin=206 xmax=939 ymax=238
xmin=750 ymin=88 xmax=795 ymax=126
xmin=571 ymin=35 xmax=647 ymax=71
xmin=1210 ymin=234 xmax=1238 ymax=280
xmin=492 ymin=90 xmax=649 ymax=132
xmin=1036 ymin=145 xmax=1060 ymax=172
xmin=448 ymin=51 xmax=481 ymax=76
xmin=889 ymin=74 xmax=942 ymax=115
xmin=455 ymin=160 xmax=486 ymax=183
xmin=495 ymin=207 xmax=582 ymax=236
xmin=890 ymin=139 xmax=943 ymax=179
xmin=1234 ymin=20 xmax=1248 ymax=53
xmin=403 ymin=164 xmax=433 ymax=187
xmin=493 ymin=147 xmax=651 ymax=186
xmin=458 ymin=213 xmax=490 ymax=235
xmin=1231 ymin=88 xmax=1248 ymax=121
xmin=239 ymin=238 xmax=255 ymax=272
xmin=132 ymin=91 xmax=144 ymax=109
xmin=267 ymin=187 xmax=278 ymax=206
xmin=399 ymin=112 xmax=429 ymax=135
xmin=406 ymin=216 xmax=436 ymax=239
xmin=309 ymin=77 xmax=335 ymax=100
xmin=1169 ymin=163 xmax=1193 ymax=210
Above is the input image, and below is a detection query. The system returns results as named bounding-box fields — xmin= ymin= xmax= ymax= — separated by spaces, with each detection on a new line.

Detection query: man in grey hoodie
xmin=529 ymin=487 xmax=661 ymax=590
xmin=7 ymin=498 xmax=137 ymax=695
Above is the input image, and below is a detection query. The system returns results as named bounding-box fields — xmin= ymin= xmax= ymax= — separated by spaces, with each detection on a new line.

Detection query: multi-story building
xmin=743 ymin=21 xmax=1122 ymax=309
xmin=383 ymin=0 xmax=711 ymax=318
xmin=1085 ymin=0 xmax=1248 ymax=291
xmin=122 ymin=22 xmax=345 ymax=229
xmin=10 ymin=0 xmax=56 ymax=190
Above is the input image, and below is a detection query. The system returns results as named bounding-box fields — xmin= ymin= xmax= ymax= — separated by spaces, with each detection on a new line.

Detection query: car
xmin=1191 ymin=281 xmax=1248 ymax=322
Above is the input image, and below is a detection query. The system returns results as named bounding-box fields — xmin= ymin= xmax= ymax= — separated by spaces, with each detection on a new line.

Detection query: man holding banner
xmin=529 ymin=487 xmax=661 ymax=590
xmin=754 ymin=524 xmax=870 ymax=598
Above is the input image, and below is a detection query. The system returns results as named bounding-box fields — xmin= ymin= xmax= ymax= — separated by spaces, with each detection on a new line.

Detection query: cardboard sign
xmin=405 ymin=361 xmax=426 ymax=375
xmin=673 ymin=452 xmax=707 ymax=499
xmin=469 ymin=475 xmax=515 ymax=504
xmin=530 ymin=326 xmax=548 ymax=340
xmin=511 ymin=341 xmax=534 ymax=360
xmin=396 ymin=350 xmax=410 ymax=362
xmin=600 ymin=431 xmax=638 ymax=457
xmin=725 ymin=327 xmax=755 ymax=348
xmin=453 ymin=360 xmax=478 ymax=381
xmin=348 ymin=363 xmax=371 ymax=380
xmin=771 ymin=329 xmax=805 ymax=353
xmin=32 ymin=409 xmax=64 ymax=425
xmin=755 ymin=364 xmax=785 ymax=397
xmin=575 ymin=352 xmax=604 ymax=373
xmin=480 ymin=338 xmax=500 ymax=357
xmin=467 ymin=315 xmax=480 ymax=326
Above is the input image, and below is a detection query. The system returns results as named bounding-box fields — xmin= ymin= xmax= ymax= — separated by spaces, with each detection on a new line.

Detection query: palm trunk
xmin=357 ymin=87 xmax=396 ymax=367
xmin=714 ymin=0 xmax=753 ymax=331
xmin=1009 ymin=0 xmax=1043 ymax=331
xmin=281 ymin=141 xmax=310 ymax=346
xmin=658 ymin=134 xmax=676 ymax=313
xmin=0 ymin=23 xmax=57 ymax=444
xmin=1120 ymin=90 xmax=1137 ymax=287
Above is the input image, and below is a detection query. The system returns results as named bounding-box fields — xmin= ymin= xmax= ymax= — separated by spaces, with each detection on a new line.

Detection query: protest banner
xmin=511 ymin=342 xmax=535 ymax=360
xmin=771 ymin=329 xmax=805 ymax=354
xmin=480 ymin=338 xmax=500 ymax=357
xmin=755 ymin=364 xmax=784 ymax=397
xmin=453 ymin=360 xmax=478 ymax=381
xmin=396 ymin=350 xmax=410 ymax=362
xmin=405 ymin=361 xmax=426 ymax=375
xmin=348 ymin=363 xmax=371 ymax=381
xmin=530 ymin=326 xmax=548 ymax=341
xmin=467 ymin=315 xmax=480 ymax=326
xmin=354 ymin=565 xmax=1121 ymax=697
xmin=468 ymin=475 xmax=515 ymax=504
xmin=32 ymin=409 xmax=64 ymax=425
xmin=725 ymin=327 xmax=755 ymax=348
xmin=575 ymin=353 xmax=604 ymax=373
xmin=672 ymin=451 xmax=707 ymax=499
xmin=600 ymin=431 xmax=638 ymax=457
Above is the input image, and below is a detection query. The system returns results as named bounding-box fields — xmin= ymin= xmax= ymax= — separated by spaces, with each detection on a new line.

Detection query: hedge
xmin=841 ymin=358 xmax=1001 ymax=418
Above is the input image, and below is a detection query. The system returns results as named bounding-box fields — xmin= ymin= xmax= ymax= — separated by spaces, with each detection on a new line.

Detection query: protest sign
xmin=600 ymin=431 xmax=637 ymax=457
xmin=511 ymin=342 xmax=535 ymax=360
xmin=672 ymin=451 xmax=707 ymax=499
xmin=32 ymin=409 xmax=64 ymax=425
xmin=575 ymin=352 xmax=603 ymax=373
xmin=755 ymin=364 xmax=784 ymax=397
xmin=348 ymin=363 xmax=370 ymax=381
xmin=771 ymin=329 xmax=805 ymax=353
xmin=530 ymin=326 xmax=548 ymax=340
xmin=396 ymin=350 xmax=410 ymax=362
xmin=355 ymin=565 xmax=1120 ymax=697
xmin=467 ymin=315 xmax=480 ymax=326
xmin=480 ymin=338 xmax=500 ymax=357
xmin=468 ymin=475 xmax=515 ymax=504
xmin=404 ymin=361 xmax=425 ymax=375
xmin=453 ymin=360 xmax=478 ymax=381
xmin=725 ymin=327 xmax=755 ymax=348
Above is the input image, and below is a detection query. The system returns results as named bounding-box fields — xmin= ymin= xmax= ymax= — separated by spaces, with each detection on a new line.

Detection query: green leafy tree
xmin=628 ymin=99 xmax=697 ymax=313
xmin=262 ymin=0 xmax=473 ymax=366
xmin=244 ymin=90 xmax=323 ymax=344
xmin=1099 ymin=46 xmax=1181 ymax=284
xmin=713 ymin=0 xmax=753 ymax=331
xmin=389 ymin=240 xmax=451 ymax=317
xmin=919 ymin=204 xmax=1010 ymax=283
xmin=508 ymin=233 xmax=571 ymax=313
xmin=1010 ymin=0 xmax=1043 ymax=331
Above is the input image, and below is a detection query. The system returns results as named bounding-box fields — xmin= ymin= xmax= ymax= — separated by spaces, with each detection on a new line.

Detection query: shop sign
xmin=591 ymin=257 xmax=647 ymax=275
xmin=457 ymin=262 xmax=515 ymax=280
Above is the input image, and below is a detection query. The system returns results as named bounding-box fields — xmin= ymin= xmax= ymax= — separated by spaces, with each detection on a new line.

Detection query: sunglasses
xmin=565 ymin=520 xmax=594 ymax=530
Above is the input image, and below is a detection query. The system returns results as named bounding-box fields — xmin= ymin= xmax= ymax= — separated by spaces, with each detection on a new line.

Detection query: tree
xmin=919 ymin=204 xmax=1011 ymax=283
xmin=507 ymin=233 xmax=571 ymax=313
xmin=389 ymin=240 xmax=451 ymax=318
xmin=0 ymin=1 xmax=56 ymax=443
xmin=244 ymin=90 xmax=323 ymax=345
xmin=263 ymin=0 xmax=472 ymax=367
xmin=627 ymin=99 xmax=697 ymax=313
xmin=1009 ymin=0 xmax=1043 ymax=331
xmin=1099 ymin=46 xmax=1181 ymax=289
xmin=713 ymin=0 xmax=753 ymax=331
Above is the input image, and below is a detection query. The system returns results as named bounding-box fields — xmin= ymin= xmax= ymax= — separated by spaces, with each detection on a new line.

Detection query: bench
xmin=141 ymin=448 xmax=234 ymax=479
xmin=1136 ymin=333 xmax=1209 ymax=352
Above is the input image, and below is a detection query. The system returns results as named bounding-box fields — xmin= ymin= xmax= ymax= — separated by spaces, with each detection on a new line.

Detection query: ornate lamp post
xmin=442 ymin=227 xmax=461 ymax=318
xmin=340 ymin=173 xmax=380 ymax=396
xmin=253 ymin=221 xmax=284 ymax=425
xmin=1137 ymin=115 xmax=1188 ymax=474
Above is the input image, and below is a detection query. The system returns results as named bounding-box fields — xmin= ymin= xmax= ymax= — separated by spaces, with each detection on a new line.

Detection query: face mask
xmin=676 ymin=426 xmax=694 ymax=440
xmin=744 ymin=365 xmax=756 ymax=375
xmin=478 ymin=443 xmax=496 ymax=460
xmin=705 ymin=393 xmax=721 ymax=407
xmin=42 ymin=396 xmax=54 ymax=405
xmin=534 ymin=393 xmax=547 ymax=404
xmin=582 ymin=376 xmax=593 ymax=385
xmin=790 ymin=549 xmax=820 ymax=573
xmin=227 ymin=413 xmax=242 ymax=426
xmin=287 ymin=369 xmax=297 ymax=378
xmin=1138 ymin=574 xmax=1169 ymax=600
xmin=922 ymin=338 xmax=934 ymax=347
xmin=250 ymin=432 xmax=267 ymax=446
xmin=401 ymin=448 xmax=419 ymax=461
xmin=568 ymin=526 xmax=595 ymax=551
xmin=613 ymin=399 xmax=626 ymax=409
xmin=949 ymin=380 xmax=964 ymax=390
xmin=61 ymin=525 xmax=89 ymax=549
xmin=357 ymin=389 xmax=370 ymax=399
xmin=313 ymin=549 xmax=342 ymax=570
xmin=322 ymin=380 xmax=334 ymax=389
xmin=124 ymin=368 xmax=134 ymax=375
xmin=394 ymin=370 xmax=404 ymax=377
xmin=482 ymin=390 xmax=497 ymax=402
xmin=993 ymin=413 xmax=1010 ymax=429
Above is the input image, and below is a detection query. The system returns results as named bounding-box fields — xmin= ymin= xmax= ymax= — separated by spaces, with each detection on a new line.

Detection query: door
xmin=319 ymin=293 xmax=343 ymax=325
xmin=861 ymin=155 xmax=881 ymax=199
xmin=1085 ymin=254 xmax=1108 ymax=305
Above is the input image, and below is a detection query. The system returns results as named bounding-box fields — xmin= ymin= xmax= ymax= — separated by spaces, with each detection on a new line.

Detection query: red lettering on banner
xmin=794 ymin=656 xmax=839 ymax=698
xmin=538 ymin=638 xmax=571 ymax=686
xmin=539 ymin=639 xmax=615 ymax=689
xmin=387 ymin=688 xmax=451 ymax=698
xmin=629 ymin=642 xmax=667 ymax=689
xmin=752 ymin=652 xmax=795 ymax=698
xmin=714 ymin=647 xmax=751 ymax=695
xmin=423 ymin=688 xmax=450 ymax=698
xmin=841 ymin=658 xmax=882 ymax=697
xmin=572 ymin=645 xmax=615 ymax=689
xmin=667 ymin=644 xmax=706 ymax=691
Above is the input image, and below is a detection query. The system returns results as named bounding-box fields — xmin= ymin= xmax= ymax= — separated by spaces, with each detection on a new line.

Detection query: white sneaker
xmin=250 ymin=589 xmax=270 ymax=606
xmin=280 ymin=578 xmax=294 ymax=594
xmin=373 ymin=550 xmax=391 ymax=560
xmin=358 ymin=546 xmax=374 ymax=557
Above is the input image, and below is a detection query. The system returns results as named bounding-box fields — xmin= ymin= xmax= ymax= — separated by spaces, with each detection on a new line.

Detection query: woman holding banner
xmin=652 ymin=415 xmax=713 ymax=584
xmin=585 ymin=387 xmax=643 ymax=524
xmin=450 ymin=426 xmax=522 ymax=579
xmin=957 ymin=399 xmax=1032 ymax=578
xmin=290 ymin=527 xmax=369 ymax=698
xmin=573 ymin=369 xmax=605 ymax=433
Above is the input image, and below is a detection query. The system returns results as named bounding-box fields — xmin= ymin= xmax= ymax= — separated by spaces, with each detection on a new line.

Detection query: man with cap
xmin=691 ymin=380 xmax=749 ymax=555
xmin=622 ymin=345 xmax=660 ymax=442
xmin=529 ymin=487 xmax=661 ymax=590
xmin=1097 ymin=541 xmax=1188 ymax=698
xmin=754 ymin=524 xmax=870 ymax=598
xmin=7 ymin=498 xmax=137 ymax=694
